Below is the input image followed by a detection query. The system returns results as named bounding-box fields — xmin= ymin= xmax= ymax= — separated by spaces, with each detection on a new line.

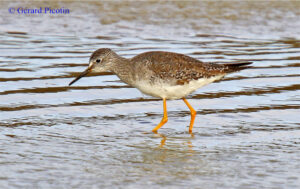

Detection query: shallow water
xmin=0 ymin=1 xmax=300 ymax=189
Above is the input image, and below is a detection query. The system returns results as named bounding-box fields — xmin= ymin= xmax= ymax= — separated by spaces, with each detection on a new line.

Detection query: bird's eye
xmin=96 ymin=59 xmax=101 ymax=63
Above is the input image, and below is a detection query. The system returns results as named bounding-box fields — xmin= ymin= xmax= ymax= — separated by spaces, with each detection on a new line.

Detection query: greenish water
xmin=0 ymin=1 xmax=299 ymax=189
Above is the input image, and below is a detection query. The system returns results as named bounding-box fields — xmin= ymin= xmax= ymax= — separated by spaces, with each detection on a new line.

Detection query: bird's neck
xmin=111 ymin=56 xmax=135 ymax=86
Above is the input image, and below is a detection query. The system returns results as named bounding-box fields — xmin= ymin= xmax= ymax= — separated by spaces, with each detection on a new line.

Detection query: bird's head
xmin=69 ymin=48 xmax=116 ymax=86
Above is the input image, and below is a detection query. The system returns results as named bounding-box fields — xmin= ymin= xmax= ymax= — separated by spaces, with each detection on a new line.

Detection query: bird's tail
xmin=223 ymin=61 xmax=252 ymax=73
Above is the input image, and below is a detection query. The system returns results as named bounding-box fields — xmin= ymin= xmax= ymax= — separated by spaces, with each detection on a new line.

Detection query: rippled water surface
xmin=0 ymin=1 xmax=300 ymax=189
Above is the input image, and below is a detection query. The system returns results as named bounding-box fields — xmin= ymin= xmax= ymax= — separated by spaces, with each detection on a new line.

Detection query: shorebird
xmin=69 ymin=48 xmax=251 ymax=133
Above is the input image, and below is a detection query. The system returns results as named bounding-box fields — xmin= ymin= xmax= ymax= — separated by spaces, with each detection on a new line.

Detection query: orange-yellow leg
xmin=152 ymin=98 xmax=168 ymax=133
xmin=182 ymin=98 xmax=197 ymax=133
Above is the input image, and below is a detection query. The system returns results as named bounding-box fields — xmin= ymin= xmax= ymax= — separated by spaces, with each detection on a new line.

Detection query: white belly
xmin=134 ymin=75 xmax=225 ymax=100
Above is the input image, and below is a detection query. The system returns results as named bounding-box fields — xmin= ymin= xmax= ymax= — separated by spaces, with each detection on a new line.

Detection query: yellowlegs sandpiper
xmin=69 ymin=48 xmax=251 ymax=133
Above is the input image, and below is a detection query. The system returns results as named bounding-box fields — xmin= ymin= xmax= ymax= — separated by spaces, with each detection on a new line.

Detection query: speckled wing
xmin=132 ymin=51 xmax=250 ymax=85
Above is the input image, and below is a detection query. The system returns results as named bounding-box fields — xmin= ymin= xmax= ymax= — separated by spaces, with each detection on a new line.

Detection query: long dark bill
xmin=69 ymin=68 xmax=90 ymax=86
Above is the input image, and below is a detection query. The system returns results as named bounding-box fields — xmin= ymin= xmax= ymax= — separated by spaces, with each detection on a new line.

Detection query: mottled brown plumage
xmin=132 ymin=51 xmax=251 ymax=85
xmin=69 ymin=48 xmax=252 ymax=133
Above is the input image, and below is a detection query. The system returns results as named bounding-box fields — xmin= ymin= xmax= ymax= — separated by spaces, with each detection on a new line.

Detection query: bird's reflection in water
xmin=157 ymin=133 xmax=167 ymax=148
xmin=153 ymin=131 xmax=195 ymax=152
xmin=139 ymin=131 xmax=196 ymax=164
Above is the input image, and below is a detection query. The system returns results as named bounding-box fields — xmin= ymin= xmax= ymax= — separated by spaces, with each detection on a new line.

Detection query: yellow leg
xmin=152 ymin=98 xmax=168 ymax=133
xmin=182 ymin=98 xmax=197 ymax=133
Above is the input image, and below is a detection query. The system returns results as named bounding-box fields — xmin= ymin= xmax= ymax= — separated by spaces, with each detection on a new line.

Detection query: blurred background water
xmin=0 ymin=1 xmax=299 ymax=188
